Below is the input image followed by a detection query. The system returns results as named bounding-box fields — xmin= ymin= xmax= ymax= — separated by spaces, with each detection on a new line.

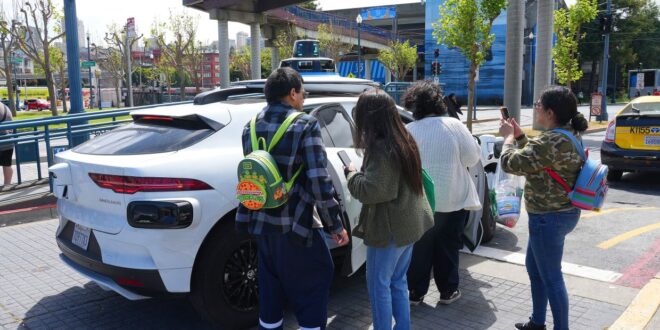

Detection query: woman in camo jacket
xmin=499 ymin=86 xmax=589 ymax=330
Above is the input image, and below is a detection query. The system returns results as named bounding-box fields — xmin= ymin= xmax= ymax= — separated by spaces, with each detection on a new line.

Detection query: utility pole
xmin=86 ymin=34 xmax=94 ymax=109
xmin=125 ymin=23 xmax=134 ymax=107
xmin=356 ymin=14 xmax=362 ymax=79
xmin=597 ymin=0 xmax=612 ymax=121
xmin=503 ymin=0 xmax=524 ymax=121
xmin=64 ymin=0 xmax=83 ymax=114
xmin=533 ymin=0 xmax=554 ymax=129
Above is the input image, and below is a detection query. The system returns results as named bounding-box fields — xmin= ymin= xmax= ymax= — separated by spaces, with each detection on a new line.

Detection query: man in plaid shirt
xmin=236 ymin=67 xmax=349 ymax=330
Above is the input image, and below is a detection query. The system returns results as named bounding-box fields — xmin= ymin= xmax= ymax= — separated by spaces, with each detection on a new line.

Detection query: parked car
xmin=601 ymin=96 xmax=660 ymax=181
xmin=26 ymin=98 xmax=50 ymax=111
xmin=49 ymin=76 xmax=499 ymax=329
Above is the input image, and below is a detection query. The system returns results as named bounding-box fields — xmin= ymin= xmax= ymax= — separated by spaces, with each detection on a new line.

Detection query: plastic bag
xmin=491 ymin=159 xmax=525 ymax=228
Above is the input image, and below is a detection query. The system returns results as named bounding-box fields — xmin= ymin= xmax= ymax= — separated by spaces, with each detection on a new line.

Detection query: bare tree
xmin=98 ymin=47 xmax=124 ymax=107
xmin=317 ymin=23 xmax=352 ymax=63
xmin=185 ymin=41 xmax=203 ymax=93
xmin=12 ymin=0 xmax=64 ymax=116
xmin=50 ymin=46 xmax=67 ymax=112
xmin=152 ymin=9 xmax=197 ymax=99
xmin=0 ymin=16 xmax=19 ymax=115
xmin=104 ymin=23 xmax=142 ymax=105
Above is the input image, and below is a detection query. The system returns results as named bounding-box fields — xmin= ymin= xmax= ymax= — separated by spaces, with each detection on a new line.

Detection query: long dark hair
xmin=540 ymin=86 xmax=588 ymax=132
xmin=353 ymin=90 xmax=423 ymax=195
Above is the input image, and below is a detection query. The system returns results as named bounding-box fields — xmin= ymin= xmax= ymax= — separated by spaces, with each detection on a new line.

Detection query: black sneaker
xmin=439 ymin=290 xmax=461 ymax=305
xmin=409 ymin=292 xmax=425 ymax=306
xmin=514 ymin=318 xmax=546 ymax=330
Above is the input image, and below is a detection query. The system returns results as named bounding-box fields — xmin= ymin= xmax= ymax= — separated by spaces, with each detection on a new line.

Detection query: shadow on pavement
xmin=482 ymin=225 xmax=521 ymax=252
xmin=20 ymin=282 xmax=213 ymax=329
xmin=609 ymin=172 xmax=660 ymax=197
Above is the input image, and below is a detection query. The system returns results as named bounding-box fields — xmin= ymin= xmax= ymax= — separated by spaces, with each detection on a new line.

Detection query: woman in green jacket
xmin=346 ymin=90 xmax=434 ymax=330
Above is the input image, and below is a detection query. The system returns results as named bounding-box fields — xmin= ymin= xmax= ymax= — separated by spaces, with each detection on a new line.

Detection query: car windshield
xmin=628 ymin=102 xmax=660 ymax=115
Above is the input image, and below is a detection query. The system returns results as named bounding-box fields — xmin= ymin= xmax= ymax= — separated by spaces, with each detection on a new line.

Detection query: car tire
xmin=480 ymin=176 xmax=496 ymax=243
xmin=607 ymin=170 xmax=623 ymax=182
xmin=190 ymin=220 xmax=259 ymax=329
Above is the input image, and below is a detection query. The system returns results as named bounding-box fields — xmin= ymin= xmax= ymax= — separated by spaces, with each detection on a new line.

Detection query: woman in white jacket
xmin=404 ymin=81 xmax=481 ymax=305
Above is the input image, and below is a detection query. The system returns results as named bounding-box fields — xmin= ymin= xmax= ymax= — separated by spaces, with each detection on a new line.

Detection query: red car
xmin=26 ymin=99 xmax=50 ymax=111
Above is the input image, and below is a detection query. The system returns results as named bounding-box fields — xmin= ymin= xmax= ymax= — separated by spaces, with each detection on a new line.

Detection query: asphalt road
xmin=483 ymin=129 xmax=660 ymax=289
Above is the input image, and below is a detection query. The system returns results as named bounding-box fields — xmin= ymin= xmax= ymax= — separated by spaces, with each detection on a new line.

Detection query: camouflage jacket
xmin=500 ymin=126 xmax=583 ymax=213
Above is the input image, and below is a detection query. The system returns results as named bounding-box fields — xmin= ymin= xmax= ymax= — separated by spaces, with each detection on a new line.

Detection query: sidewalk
xmin=0 ymin=219 xmax=633 ymax=329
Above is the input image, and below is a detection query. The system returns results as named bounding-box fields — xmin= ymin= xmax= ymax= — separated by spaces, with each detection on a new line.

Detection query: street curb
xmin=609 ymin=274 xmax=660 ymax=330
xmin=0 ymin=204 xmax=58 ymax=227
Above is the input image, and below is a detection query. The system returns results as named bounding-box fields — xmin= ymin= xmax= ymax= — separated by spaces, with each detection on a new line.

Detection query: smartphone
xmin=500 ymin=106 xmax=510 ymax=120
xmin=337 ymin=150 xmax=352 ymax=167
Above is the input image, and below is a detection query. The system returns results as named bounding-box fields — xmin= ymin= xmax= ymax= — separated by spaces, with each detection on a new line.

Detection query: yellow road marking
xmin=597 ymin=222 xmax=660 ymax=249
xmin=609 ymin=276 xmax=660 ymax=330
xmin=581 ymin=207 xmax=659 ymax=219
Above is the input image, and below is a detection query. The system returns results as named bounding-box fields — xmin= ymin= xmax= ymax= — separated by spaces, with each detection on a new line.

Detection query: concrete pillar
xmin=364 ymin=59 xmax=371 ymax=81
xmin=217 ymin=20 xmax=230 ymax=89
xmin=270 ymin=47 xmax=279 ymax=72
xmin=503 ymin=0 xmax=525 ymax=121
xmin=250 ymin=22 xmax=261 ymax=80
xmin=533 ymin=0 xmax=554 ymax=128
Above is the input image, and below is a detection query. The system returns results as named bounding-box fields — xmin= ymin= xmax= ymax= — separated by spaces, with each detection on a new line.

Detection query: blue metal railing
xmin=284 ymin=6 xmax=399 ymax=42
xmin=0 ymin=101 xmax=192 ymax=188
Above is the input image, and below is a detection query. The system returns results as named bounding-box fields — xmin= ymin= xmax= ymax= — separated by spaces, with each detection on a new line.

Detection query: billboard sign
xmin=359 ymin=6 xmax=396 ymax=20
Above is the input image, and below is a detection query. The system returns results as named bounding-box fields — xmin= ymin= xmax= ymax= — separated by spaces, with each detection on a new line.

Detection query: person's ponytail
xmin=571 ymin=113 xmax=588 ymax=132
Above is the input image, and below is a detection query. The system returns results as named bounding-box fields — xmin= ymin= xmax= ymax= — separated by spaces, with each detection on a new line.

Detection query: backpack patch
xmin=236 ymin=112 xmax=304 ymax=210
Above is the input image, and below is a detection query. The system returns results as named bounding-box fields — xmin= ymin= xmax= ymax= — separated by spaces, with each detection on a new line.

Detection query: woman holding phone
xmin=345 ymin=89 xmax=433 ymax=329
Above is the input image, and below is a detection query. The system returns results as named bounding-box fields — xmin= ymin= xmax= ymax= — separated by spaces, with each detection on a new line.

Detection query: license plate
xmin=644 ymin=136 xmax=660 ymax=146
xmin=72 ymin=223 xmax=91 ymax=250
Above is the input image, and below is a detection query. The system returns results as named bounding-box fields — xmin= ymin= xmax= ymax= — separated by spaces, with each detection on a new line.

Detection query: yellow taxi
xmin=602 ymin=96 xmax=660 ymax=181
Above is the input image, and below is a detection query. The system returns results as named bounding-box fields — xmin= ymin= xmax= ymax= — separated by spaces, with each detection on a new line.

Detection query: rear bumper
xmin=56 ymin=221 xmax=171 ymax=299
xmin=601 ymin=141 xmax=660 ymax=172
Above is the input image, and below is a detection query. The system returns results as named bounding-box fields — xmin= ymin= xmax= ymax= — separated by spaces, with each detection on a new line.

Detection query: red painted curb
xmin=0 ymin=204 xmax=57 ymax=216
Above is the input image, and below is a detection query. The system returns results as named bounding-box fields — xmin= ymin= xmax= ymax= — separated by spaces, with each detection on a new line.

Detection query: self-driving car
xmin=49 ymin=76 xmax=498 ymax=329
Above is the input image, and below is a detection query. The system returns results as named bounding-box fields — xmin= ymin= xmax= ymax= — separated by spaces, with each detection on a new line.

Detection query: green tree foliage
xmin=299 ymin=1 xmax=320 ymax=11
xmin=49 ymin=46 xmax=67 ymax=113
xmin=377 ymin=40 xmax=418 ymax=82
xmin=552 ymin=0 xmax=598 ymax=88
xmin=433 ymin=0 xmax=506 ymax=131
xmin=151 ymin=9 xmax=198 ymax=99
xmin=273 ymin=24 xmax=300 ymax=60
xmin=579 ymin=0 xmax=660 ymax=93
xmin=230 ymin=47 xmax=273 ymax=81
xmin=317 ymin=23 xmax=352 ymax=63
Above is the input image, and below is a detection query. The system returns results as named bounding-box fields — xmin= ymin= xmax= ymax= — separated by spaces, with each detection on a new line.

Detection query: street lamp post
xmin=356 ymin=14 xmax=362 ymax=79
xmin=527 ymin=31 xmax=534 ymax=106
xmin=11 ymin=51 xmax=19 ymax=110
xmin=86 ymin=34 xmax=94 ymax=109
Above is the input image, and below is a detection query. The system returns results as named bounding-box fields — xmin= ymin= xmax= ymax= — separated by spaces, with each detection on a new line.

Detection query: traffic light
xmin=434 ymin=48 xmax=439 ymax=58
xmin=431 ymin=62 xmax=442 ymax=75
xmin=599 ymin=14 xmax=612 ymax=33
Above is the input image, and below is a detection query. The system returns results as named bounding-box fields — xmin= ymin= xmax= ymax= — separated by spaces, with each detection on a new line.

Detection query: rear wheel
xmin=190 ymin=221 xmax=259 ymax=329
xmin=607 ymin=170 xmax=623 ymax=182
xmin=480 ymin=176 xmax=496 ymax=243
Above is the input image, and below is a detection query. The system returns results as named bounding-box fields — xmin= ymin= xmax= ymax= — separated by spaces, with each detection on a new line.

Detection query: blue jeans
xmin=366 ymin=242 xmax=413 ymax=330
xmin=526 ymin=208 xmax=580 ymax=330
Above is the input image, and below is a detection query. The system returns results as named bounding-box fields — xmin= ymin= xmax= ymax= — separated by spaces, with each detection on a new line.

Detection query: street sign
xmin=590 ymin=92 xmax=602 ymax=117
xmin=433 ymin=76 xmax=440 ymax=84
xmin=11 ymin=57 xmax=22 ymax=64
xmin=127 ymin=17 xmax=136 ymax=38
xmin=359 ymin=6 xmax=396 ymax=20
xmin=81 ymin=61 xmax=96 ymax=68
xmin=636 ymin=73 xmax=645 ymax=90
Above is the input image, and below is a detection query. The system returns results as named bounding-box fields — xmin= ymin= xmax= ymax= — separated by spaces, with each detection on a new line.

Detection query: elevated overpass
xmin=183 ymin=0 xmax=393 ymax=87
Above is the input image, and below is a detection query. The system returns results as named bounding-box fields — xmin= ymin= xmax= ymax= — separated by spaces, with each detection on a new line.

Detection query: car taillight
xmin=605 ymin=121 xmax=616 ymax=142
xmin=89 ymin=173 xmax=213 ymax=194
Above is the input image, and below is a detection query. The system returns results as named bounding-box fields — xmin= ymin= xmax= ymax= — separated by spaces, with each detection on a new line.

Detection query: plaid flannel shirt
xmin=235 ymin=102 xmax=345 ymax=243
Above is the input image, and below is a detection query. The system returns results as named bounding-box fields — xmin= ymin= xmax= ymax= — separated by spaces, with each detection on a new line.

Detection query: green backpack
xmin=236 ymin=112 xmax=304 ymax=210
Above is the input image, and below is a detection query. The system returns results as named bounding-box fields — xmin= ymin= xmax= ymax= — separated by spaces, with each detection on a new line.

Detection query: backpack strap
xmin=544 ymin=128 xmax=585 ymax=193
xmin=268 ymin=112 xmax=304 ymax=152
xmin=551 ymin=128 xmax=586 ymax=160
xmin=249 ymin=116 xmax=266 ymax=151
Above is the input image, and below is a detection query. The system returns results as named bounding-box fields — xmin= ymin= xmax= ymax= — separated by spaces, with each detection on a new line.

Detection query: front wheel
xmin=607 ymin=170 xmax=623 ymax=182
xmin=190 ymin=221 xmax=259 ymax=329
xmin=480 ymin=176 xmax=496 ymax=243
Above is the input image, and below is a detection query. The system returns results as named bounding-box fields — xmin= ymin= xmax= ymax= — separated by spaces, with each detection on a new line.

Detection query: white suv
xmin=50 ymin=77 xmax=497 ymax=329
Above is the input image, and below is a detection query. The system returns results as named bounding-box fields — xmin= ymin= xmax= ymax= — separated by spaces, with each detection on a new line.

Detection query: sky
xmin=2 ymin=0 xmax=659 ymax=46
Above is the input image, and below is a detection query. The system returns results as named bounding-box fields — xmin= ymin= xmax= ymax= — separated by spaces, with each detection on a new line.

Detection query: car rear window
xmin=73 ymin=116 xmax=215 ymax=155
